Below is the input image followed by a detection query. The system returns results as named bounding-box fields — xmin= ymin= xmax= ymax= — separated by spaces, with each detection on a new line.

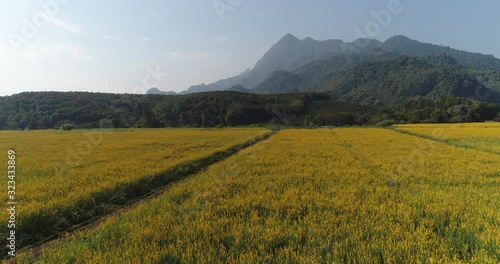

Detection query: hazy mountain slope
xmin=253 ymin=71 xmax=302 ymax=94
xmin=252 ymin=52 xmax=500 ymax=105
xmin=294 ymin=50 xmax=402 ymax=92
xmin=184 ymin=34 xmax=348 ymax=93
xmin=146 ymin=88 xmax=177 ymax=95
xmin=382 ymin=35 xmax=500 ymax=70
xmin=247 ymin=34 xmax=345 ymax=88
xmin=226 ymin=85 xmax=252 ymax=93
xmin=183 ymin=69 xmax=251 ymax=94
xmin=170 ymin=34 xmax=500 ymax=97
xmin=252 ymin=50 xmax=407 ymax=95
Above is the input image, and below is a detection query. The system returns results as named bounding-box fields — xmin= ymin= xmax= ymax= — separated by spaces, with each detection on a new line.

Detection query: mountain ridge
xmin=165 ymin=34 xmax=500 ymax=96
xmin=183 ymin=33 xmax=347 ymax=94
xmin=253 ymin=51 xmax=500 ymax=105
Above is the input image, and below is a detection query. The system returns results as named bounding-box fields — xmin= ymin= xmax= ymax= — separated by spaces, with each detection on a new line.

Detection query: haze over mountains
xmin=149 ymin=34 xmax=500 ymax=105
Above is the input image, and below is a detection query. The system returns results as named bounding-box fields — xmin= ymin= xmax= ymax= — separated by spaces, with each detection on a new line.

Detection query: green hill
xmin=382 ymin=35 xmax=500 ymax=71
xmin=0 ymin=92 xmax=327 ymax=130
xmin=0 ymin=91 xmax=497 ymax=130
xmin=321 ymin=55 xmax=498 ymax=105
xmin=253 ymin=53 xmax=500 ymax=106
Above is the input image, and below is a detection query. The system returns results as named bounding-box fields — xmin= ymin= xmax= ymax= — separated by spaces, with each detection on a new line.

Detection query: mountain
xmin=146 ymin=87 xmax=177 ymax=95
xmin=382 ymin=35 xmax=500 ymax=70
xmin=255 ymin=52 xmax=500 ymax=105
xmin=249 ymin=50 xmax=392 ymax=93
xmin=320 ymin=55 xmax=499 ymax=105
xmin=226 ymin=85 xmax=252 ymax=93
xmin=247 ymin=34 xmax=345 ymax=88
xmin=253 ymin=71 xmax=301 ymax=94
xmin=181 ymin=34 xmax=500 ymax=96
xmin=183 ymin=34 xmax=349 ymax=94
xmin=181 ymin=68 xmax=252 ymax=94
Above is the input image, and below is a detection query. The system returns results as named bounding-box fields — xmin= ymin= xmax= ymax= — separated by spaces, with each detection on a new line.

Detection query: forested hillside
xmin=0 ymin=91 xmax=498 ymax=130
xmin=254 ymin=53 xmax=500 ymax=105
xmin=0 ymin=92 xmax=326 ymax=130
xmin=321 ymin=55 xmax=499 ymax=105
xmin=382 ymin=35 xmax=500 ymax=70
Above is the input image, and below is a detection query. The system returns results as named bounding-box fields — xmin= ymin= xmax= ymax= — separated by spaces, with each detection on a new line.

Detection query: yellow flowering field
xmin=16 ymin=128 xmax=500 ymax=263
xmin=0 ymin=128 xmax=269 ymax=249
xmin=395 ymin=122 xmax=500 ymax=154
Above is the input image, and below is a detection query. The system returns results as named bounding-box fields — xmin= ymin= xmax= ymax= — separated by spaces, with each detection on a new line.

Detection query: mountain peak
xmin=146 ymin=87 xmax=177 ymax=95
xmin=146 ymin=87 xmax=161 ymax=94
xmin=384 ymin=35 xmax=415 ymax=44
xmin=279 ymin=33 xmax=299 ymax=43
xmin=352 ymin=38 xmax=382 ymax=50
xmin=389 ymin=35 xmax=411 ymax=40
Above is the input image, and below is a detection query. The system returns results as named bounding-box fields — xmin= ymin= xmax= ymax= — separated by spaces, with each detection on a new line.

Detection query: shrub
xmin=61 ymin=123 xmax=76 ymax=131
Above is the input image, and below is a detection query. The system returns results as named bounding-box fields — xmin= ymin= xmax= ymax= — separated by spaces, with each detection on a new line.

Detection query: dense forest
xmin=0 ymin=91 xmax=498 ymax=130
xmin=373 ymin=96 xmax=500 ymax=125
xmin=0 ymin=92 xmax=326 ymax=130
xmin=322 ymin=55 xmax=500 ymax=105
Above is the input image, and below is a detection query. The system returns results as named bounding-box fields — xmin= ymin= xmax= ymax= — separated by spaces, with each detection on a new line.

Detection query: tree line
xmin=1 ymin=91 xmax=499 ymax=130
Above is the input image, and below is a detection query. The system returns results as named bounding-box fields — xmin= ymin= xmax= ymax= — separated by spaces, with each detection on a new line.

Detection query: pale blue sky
xmin=0 ymin=0 xmax=499 ymax=96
